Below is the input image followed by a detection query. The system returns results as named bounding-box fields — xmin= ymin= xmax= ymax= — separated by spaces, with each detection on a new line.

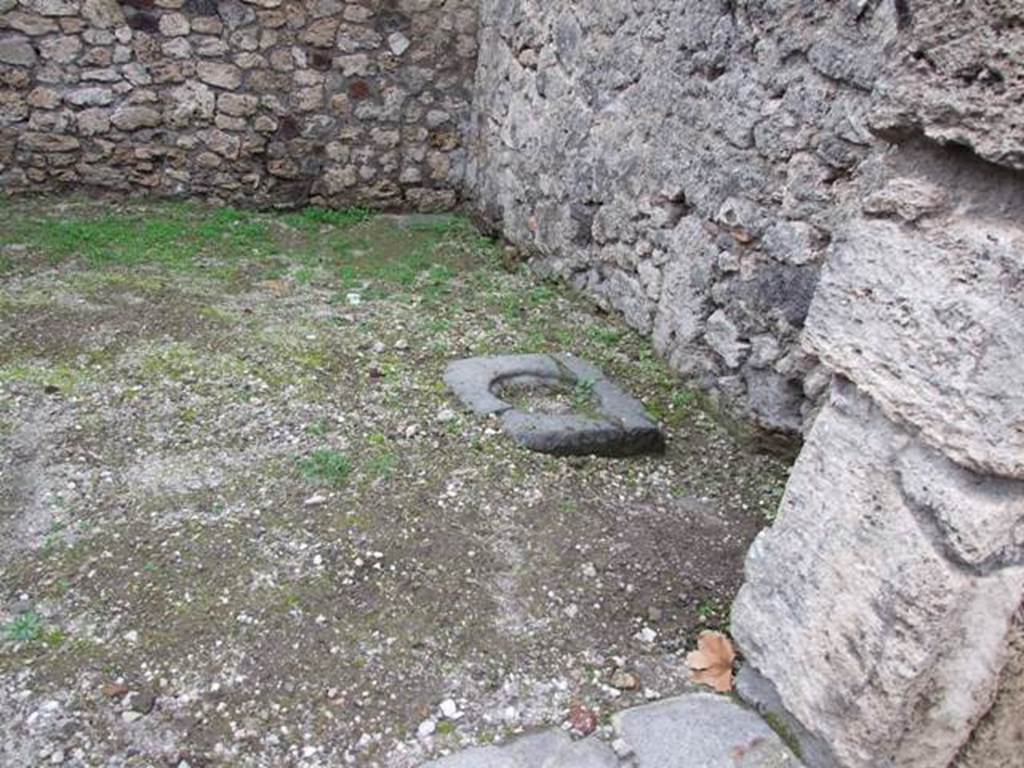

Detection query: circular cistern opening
xmin=491 ymin=372 xmax=600 ymax=417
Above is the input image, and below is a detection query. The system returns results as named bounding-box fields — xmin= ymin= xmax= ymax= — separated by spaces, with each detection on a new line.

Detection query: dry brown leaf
xmin=685 ymin=630 xmax=736 ymax=693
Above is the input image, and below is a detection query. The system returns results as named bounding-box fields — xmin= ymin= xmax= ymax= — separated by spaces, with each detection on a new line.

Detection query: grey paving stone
xmin=612 ymin=693 xmax=804 ymax=768
xmin=421 ymin=728 xmax=618 ymax=768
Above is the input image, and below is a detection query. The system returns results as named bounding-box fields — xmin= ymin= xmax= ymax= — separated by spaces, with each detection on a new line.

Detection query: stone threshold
xmin=422 ymin=692 xmax=804 ymax=768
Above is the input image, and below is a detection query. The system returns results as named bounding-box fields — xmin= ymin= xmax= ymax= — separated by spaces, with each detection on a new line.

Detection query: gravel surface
xmin=0 ymin=198 xmax=790 ymax=767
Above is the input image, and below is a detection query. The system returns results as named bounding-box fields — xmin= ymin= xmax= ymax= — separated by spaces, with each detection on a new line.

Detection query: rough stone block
xmin=196 ymin=60 xmax=242 ymax=90
xmin=19 ymin=132 xmax=79 ymax=151
xmin=804 ymin=217 xmax=1024 ymax=479
xmin=732 ymin=380 xmax=1024 ymax=768
xmin=0 ymin=35 xmax=37 ymax=66
xmin=111 ymin=105 xmax=161 ymax=130
xmin=955 ymin=614 xmax=1024 ymax=768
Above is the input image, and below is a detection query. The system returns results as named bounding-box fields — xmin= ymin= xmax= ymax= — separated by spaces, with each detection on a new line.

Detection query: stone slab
xmin=444 ymin=353 xmax=665 ymax=457
xmin=612 ymin=693 xmax=804 ymax=768
xmin=421 ymin=728 xmax=618 ymax=768
xmin=422 ymin=693 xmax=802 ymax=768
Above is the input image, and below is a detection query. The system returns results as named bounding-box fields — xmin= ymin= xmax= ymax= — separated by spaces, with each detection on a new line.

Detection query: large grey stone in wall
xmin=731 ymin=380 xmax=1024 ymax=768
xmin=871 ymin=1 xmax=1024 ymax=172
xmin=0 ymin=35 xmax=37 ymax=66
xmin=955 ymin=613 xmax=1024 ymax=768
xmin=804 ymin=217 xmax=1024 ymax=479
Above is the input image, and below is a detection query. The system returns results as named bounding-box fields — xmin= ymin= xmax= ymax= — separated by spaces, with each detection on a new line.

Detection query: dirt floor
xmin=0 ymin=196 xmax=790 ymax=767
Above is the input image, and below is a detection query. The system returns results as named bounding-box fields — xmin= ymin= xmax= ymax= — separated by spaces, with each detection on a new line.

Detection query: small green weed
xmin=572 ymin=378 xmax=596 ymax=411
xmin=673 ymin=389 xmax=698 ymax=410
xmin=587 ymin=326 xmax=623 ymax=347
xmin=42 ymin=521 xmax=67 ymax=553
xmin=43 ymin=628 xmax=68 ymax=648
xmin=696 ymin=598 xmax=726 ymax=626
xmin=306 ymin=419 xmax=332 ymax=437
xmin=436 ymin=720 xmax=456 ymax=737
xmin=366 ymin=452 xmax=396 ymax=480
xmin=299 ymin=450 xmax=351 ymax=486
xmin=4 ymin=612 xmax=43 ymax=643
xmin=528 ymin=284 xmax=557 ymax=306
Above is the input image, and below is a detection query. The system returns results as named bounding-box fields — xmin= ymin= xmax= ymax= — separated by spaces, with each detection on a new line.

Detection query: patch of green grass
xmin=306 ymin=419 xmax=332 ymax=437
xmin=673 ymin=389 xmax=698 ymax=411
xmin=3 ymin=612 xmax=43 ymax=643
xmin=403 ymin=214 xmax=460 ymax=235
xmin=38 ymin=216 xmax=190 ymax=266
xmin=139 ymin=343 xmax=199 ymax=381
xmin=527 ymin=284 xmax=557 ymax=306
xmin=196 ymin=206 xmax=268 ymax=253
xmin=5 ymin=203 xmax=270 ymax=271
xmin=0 ymin=362 xmax=86 ymax=394
xmin=42 ymin=521 xmax=68 ymax=554
xmin=283 ymin=206 xmax=374 ymax=233
xmin=340 ymin=243 xmax=438 ymax=293
xmin=587 ymin=326 xmax=623 ymax=347
xmin=366 ymin=452 xmax=396 ymax=481
xmin=299 ymin=450 xmax=351 ymax=487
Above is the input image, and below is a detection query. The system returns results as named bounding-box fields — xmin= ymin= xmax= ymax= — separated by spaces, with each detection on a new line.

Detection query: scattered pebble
xmin=635 ymin=627 xmax=658 ymax=644
xmin=610 ymin=669 xmax=639 ymax=691
xmin=439 ymin=698 xmax=459 ymax=719
xmin=417 ymin=719 xmax=436 ymax=739
xmin=612 ymin=737 xmax=633 ymax=758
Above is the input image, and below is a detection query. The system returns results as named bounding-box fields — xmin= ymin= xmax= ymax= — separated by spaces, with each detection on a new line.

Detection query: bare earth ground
xmin=0 ymin=197 xmax=789 ymax=767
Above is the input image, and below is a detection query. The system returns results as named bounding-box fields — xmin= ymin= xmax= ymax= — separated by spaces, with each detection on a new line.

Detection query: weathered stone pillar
xmin=731 ymin=162 xmax=1024 ymax=767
